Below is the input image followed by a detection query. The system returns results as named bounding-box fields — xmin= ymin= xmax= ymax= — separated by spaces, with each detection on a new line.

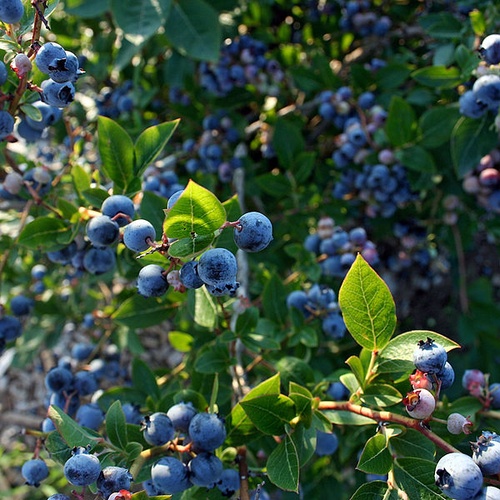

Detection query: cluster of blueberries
xmin=95 ymin=80 xmax=134 ymax=119
xmin=0 ymin=294 xmax=33 ymax=355
xmin=304 ymin=216 xmax=379 ymax=278
xmin=136 ymin=209 xmax=274 ymax=299
xmin=0 ymin=166 xmax=52 ymax=201
xmin=459 ymin=34 xmax=500 ymax=120
xmin=142 ymin=165 xmax=185 ymax=200
xmin=317 ymin=86 xmax=418 ymax=218
xmin=462 ymin=149 xmax=500 ymax=214
xmin=286 ymin=283 xmax=346 ymax=340
xmin=198 ymin=34 xmax=284 ymax=97
xmin=337 ymin=0 xmax=392 ymax=37
xmin=182 ymin=112 xmax=245 ymax=184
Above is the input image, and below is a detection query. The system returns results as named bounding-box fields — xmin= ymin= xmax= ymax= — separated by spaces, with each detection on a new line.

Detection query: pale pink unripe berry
xmin=378 ymin=149 xmax=394 ymax=165
xmin=462 ymin=369 xmax=486 ymax=397
xmin=409 ymin=370 xmax=435 ymax=391
xmin=447 ymin=413 xmax=472 ymax=435
xmin=166 ymin=270 xmax=185 ymax=292
xmin=404 ymin=388 xmax=436 ymax=419
xmin=317 ymin=216 xmax=335 ymax=240
xmin=4 ymin=172 xmax=23 ymax=194
xmin=11 ymin=53 xmax=32 ymax=78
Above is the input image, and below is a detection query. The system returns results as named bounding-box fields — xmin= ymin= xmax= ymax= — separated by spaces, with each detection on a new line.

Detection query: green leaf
xmin=234 ymin=307 xmax=259 ymax=335
xmin=289 ymin=383 xmax=313 ymax=425
xmin=455 ymin=45 xmax=480 ymax=77
xmin=375 ymin=330 xmax=460 ymax=375
xmin=393 ymin=457 xmax=447 ymax=499
xmin=112 ymin=295 xmax=172 ymax=329
xmin=293 ymin=151 xmax=316 ymax=184
xmin=168 ymin=331 xmax=194 ymax=352
xmin=361 ymin=384 xmax=402 ymax=408
xmin=134 ymin=119 xmax=179 ymax=177
xmin=226 ymin=374 xmax=281 ymax=446
xmin=418 ymin=13 xmax=463 ymax=39
xmin=71 ymin=164 xmax=91 ymax=195
xmin=254 ymin=172 xmax=293 ymax=197
xmin=45 ymin=431 xmax=73 ymax=465
xmin=276 ymin=356 xmax=315 ymax=387
xmin=163 ymin=179 xmax=226 ymax=239
xmin=346 ymin=355 xmax=366 ymax=387
xmin=190 ymin=286 xmax=218 ymax=329
xmin=451 ymin=115 xmax=498 ymax=178
xmin=351 ymin=481 xmax=398 ymax=500
xmin=194 ymin=345 xmax=230 ymax=374
xmin=395 ymin=145 xmax=436 ymax=174
xmin=98 ymin=116 xmax=134 ymax=192
xmin=167 ymin=233 xmax=215 ymax=259
xmin=418 ymin=107 xmax=461 ymax=148
xmin=132 ymin=358 xmax=160 ymax=400
xmin=66 ymin=0 xmax=110 ymax=18
xmin=111 ymin=0 xmax=171 ymax=45
xmin=290 ymin=423 xmax=316 ymax=466
xmin=105 ymin=400 xmax=129 ymax=450
xmin=384 ymin=96 xmax=416 ymax=147
xmin=357 ymin=434 xmax=393 ymax=475
xmin=272 ymin=118 xmax=306 ymax=169
xmin=262 ymin=273 xmax=288 ymax=326
xmin=322 ymin=410 xmax=376 ymax=426
xmin=18 ymin=217 xmax=72 ymax=251
xmin=389 ymin=428 xmax=435 ymax=460
xmin=267 ymin=434 xmax=300 ymax=492
xmin=338 ymin=254 xmax=396 ymax=351
xmin=125 ymin=441 xmax=143 ymax=463
xmin=164 ymin=0 xmax=221 ymax=62
xmin=21 ymin=103 xmax=42 ymax=121
xmin=140 ymin=191 xmax=168 ymax=237
xmin=240 ymin=394 xmax=296 ymax=435
xmin=47 ymin=405 xmax=101 ymax=449
xmin=411 ymin=66 xmax=462 ymax=88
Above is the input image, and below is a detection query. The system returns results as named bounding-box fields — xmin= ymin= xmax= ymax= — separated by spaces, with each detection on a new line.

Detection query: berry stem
xmin=318 ymin=400 xmax=460 ymax=454
xmin=237 ymin=446 xmax=250 ymax=500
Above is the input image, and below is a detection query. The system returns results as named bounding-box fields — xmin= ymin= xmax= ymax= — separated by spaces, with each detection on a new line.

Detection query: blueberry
xmin=188 ymin=412 xmax=227 ymax=452
xmin=45 ymin=366 xmax=73 ymax=393
xmin=63 ymin=447 xmax=101 ymax=486
xmin=472 ymin=431 xmax=500 ymax=476
xmin=21 ymin=458 xmax=49 ymax=486
xmin=0 ymin=314 xmax=23 ymax=341
xmin=0 ymin=110 xmax=14 ymax=139
xmin=47 ymin=51 xmax=80 ymax=83
xmin=122 ymin=403 xmax=143 ymax=425
xmin=413 ymin=338 xmax=447 ymax=374
xmin=179 ymin=261 xmax=205 ymax=289
xmin=86 ymin=215 xmax=120 ymax=248
xmin=71 ymin=342 xmax=94 ymax=361
xmin=472 ymin=75 xmax=500 ymax=111
xmin=31 ymin=264 xmax=47 ymax=280
xmin=76 ymin=403 xmax=105 ymax=430
xmin=459 ymin=90 xmax=488 ymax=119
xmin=205 ymin=280 xmax=240 ymax=297
xmin=48 ymin=495 xmax=71 ymax=500
xmin=166 ymin=401 xmax=197 ymax=432
xmin=0 ymin=61 xmax=7 ymax=86
xmin=0 ymin=0 xmax=23 ymax=23
xmin=137 ymin=264 xmax=169 ymax=298
xmin=286 ymin=290 xmax=309 ymax=316
xmin=197 ymin=248 xmax=238 ymax=286
xmin=101 ymin=195 xmax=135 ymax=226
xmin=479 ymin=34 xmax=500 ymax=65
xmin=41 ymin=417 xmax=56 ymax=433
xmin=73 ymin=370 xmax=98 ymax=396
xmin=151 ymin=456 xmax=191 ymax=494
xmin=474 ymin=486 xmax=500 ymax=499
xmin=216 ymin=468 xmax=240 ymax=496
xmin=437 ymin=362 xmax=455 ymax=390
xmin=322 ymin=313 xmax=346 ymax=339
xmin=47 ymin=242 xmax=78 ymax=264
xmin=35 ymin=42 xmax=67 ymax=74
xmin=83 ymin=246 xmax=116 ymax=275
xmin=142 ymin=412 xmax=175 ymax=446
xmin=326 ymin=381 xmax=349 ymax=400
xmin=188 ymin=452 xmax=223 ymax=487
xmin=315 ymin=430 xmax=339 ymax=456
xmin=234 ymin=211 xmax=273 ymax=252
xmin=97 ymin=466 xmax=133 ymax=499
xmin=41 ymin=79 xmax=75 ymax=108
xmin=435 ymin=452 xmax=483 ymax=500
xmin=166 ymin=189 xmax=184 ymax=209
xmin=123 ymin=219 xmax=156 ymax=252
xmin=25 ymin=101 xmax=62 ymax=131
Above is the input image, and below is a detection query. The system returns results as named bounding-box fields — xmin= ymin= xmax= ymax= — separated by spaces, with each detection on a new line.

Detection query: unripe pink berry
xmin=404 ymin=388 xmax=436 ymax=419
xmin=10 ymin=53 xmax=32 ymax=78
xmin=167 ymin=270 xmax=185 ymax=292
xmin=447 ymin=413 xmax=472 ymax=435
xmin=317 ymin=216 xmax=335 ymax=240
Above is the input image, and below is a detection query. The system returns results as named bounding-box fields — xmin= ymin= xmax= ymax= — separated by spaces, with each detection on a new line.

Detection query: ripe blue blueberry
xmin=47 ymin=51 xmax=81 ymax=83
xmin=0 ymin=61 xmax=6 ymax=86
xmin=35 ymin=42 xmax=66 ymax=73
xmin=41 ymin=79 xmax=75 ymax=108
xmin=315 ymin=430 xmax=339 ymax=456
xmin=474 ymin=486 xmax=500 ymax=499
xmin=45 ymin=366 xmax=73 ymax=393
xmin=26 ymin=101 xmax=62 ymax=131
xmin=47 ymin=495 xmax=71 ymax=500
xmin=472 ymin=75 xmax=500 ymax=111
xmin=63 ymin=447 xmax=101 ymax=486
xmin=188 ymin=452 xmax=223 ymax=487
xmin=0 ymin=0 xmax=23 ymax=23
xmin=123 ymin=219 xmax=156 ymax=252
xmin=234 ymin=211 xmax=273 ymax=252
xmin=322 ymin=312 xmax=346 ymax=339
xmin=166 ymin=189 xmax=184 ymax=209
xmin=97 ymin=466 xmax=133 ymax=499
xmin=21 ymin=458 xmax=49 ymax=486
xmin=205 ymin=280 xmax=240 ymax=297
xmin=122 ymin=403 xmax=143 ymax=425
xmin=101 ymin=195 xmax=135 ymax=226
xmin=166 ymin=401 xmax=197 ymax=432
xmin=71 ymin=342 xmax=94 ymax=361
xmin=435 ymin=452 xmax=483 ymax=500
xmin=46 ymin=241 xmax=78 ymax=264
xmin=83 ymin=246 xmax=116 ymax=275
xmin=413 ymin=338 xmax=447 ymax=374
xmin=437 ymin=362 xmax=455 ymax=390
xmin=137 ymin=264 xmax=169 ymax=298
xmin=197 ymin=248 xmax=238 ymax=286
xmin=0 ymin=314 xmax=22 ymax=341
xmin=188 ymin=412 xmax=227 ymax=452
xmin=179 ymin=261 xmax=205 ymax=289
xmin=479 ymin=34 xmax=500 ymax=65
xmin=86 ymin=215 xmax=120 ymax=247
xmin=472 ymin=431 xmax=500 ymax=476
xmin=151 ymin=456 xmax=191 ymax=494
xmin=76 ymin=403 xmax=105 ymax=430
xmin=10 ymin=295 xmax=34 ymax=316
xmin=0 ymin=110 xmax=14 ymax=140
xmin=142 ymin=412 xmax=175 ymax=446
xmin=216 ymin=468 xmax=240 ymax=496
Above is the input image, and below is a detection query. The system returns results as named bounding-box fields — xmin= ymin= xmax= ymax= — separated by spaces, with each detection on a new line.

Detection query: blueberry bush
xmin=2 ymin=0 xmax=500 ymax=499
